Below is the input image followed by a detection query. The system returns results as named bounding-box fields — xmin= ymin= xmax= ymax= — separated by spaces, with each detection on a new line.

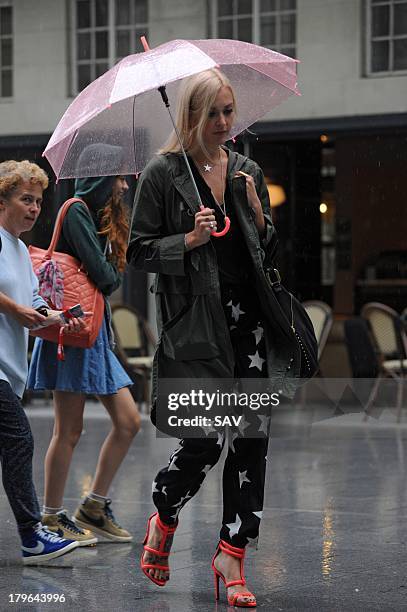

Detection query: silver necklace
xmin=192 ymin=147 xmax=231 ymax=237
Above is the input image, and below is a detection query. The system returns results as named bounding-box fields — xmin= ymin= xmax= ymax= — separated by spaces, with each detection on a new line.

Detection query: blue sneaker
xmin=21 ymin=524 xmax=79 ymax=565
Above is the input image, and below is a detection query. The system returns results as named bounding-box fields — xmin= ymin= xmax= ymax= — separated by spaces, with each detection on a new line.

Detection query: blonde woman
xmin=128 ymin=69 xmax=298 ymax=607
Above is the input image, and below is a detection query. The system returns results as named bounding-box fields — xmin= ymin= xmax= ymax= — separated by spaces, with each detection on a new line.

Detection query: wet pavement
xmin=1 ymin=399 xmax=407 ymax=611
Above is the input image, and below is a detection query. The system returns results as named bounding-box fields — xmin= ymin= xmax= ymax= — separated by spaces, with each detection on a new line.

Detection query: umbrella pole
xmin=140 ymin=36 xmax=203 ymax=209
xmin=158 ymin=86 xmax=203 ymax=210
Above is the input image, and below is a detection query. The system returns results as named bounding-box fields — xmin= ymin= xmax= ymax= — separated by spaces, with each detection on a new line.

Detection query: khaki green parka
xmin=127 ymin=149 xmax=301 ymax=413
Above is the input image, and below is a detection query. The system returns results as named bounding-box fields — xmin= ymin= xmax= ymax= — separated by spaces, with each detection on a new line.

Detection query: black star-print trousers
xmin=152 ymin=285 xmax=270 ymax=548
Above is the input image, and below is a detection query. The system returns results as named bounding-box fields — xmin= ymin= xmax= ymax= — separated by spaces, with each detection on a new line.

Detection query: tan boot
xmin=73 ymin=498 xmax=132 ymax=542
xmin=42 ymin=511 xmax=97 ymax=546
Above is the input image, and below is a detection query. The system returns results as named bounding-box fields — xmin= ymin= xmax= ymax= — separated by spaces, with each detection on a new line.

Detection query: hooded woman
xmin=28 ymin=145 xmax=140 ymax=545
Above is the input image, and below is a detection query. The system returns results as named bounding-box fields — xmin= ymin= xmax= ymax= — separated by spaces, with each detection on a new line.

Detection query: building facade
xmin=1 ymin=0 xmax=406 ymax=317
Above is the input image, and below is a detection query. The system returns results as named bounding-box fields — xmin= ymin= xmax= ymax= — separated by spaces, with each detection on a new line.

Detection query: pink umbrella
xmin=44 ymin=38 xmax=300 ymax=180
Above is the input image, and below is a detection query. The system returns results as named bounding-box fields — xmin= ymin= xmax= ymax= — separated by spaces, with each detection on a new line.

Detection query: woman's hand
xmin=47 ymin=309 xmax=87 ymax=333
xmin=185 ymin=206 xmax=217 ymax=250
xmin=234 ymin=171 xmax=265 ymax=236
xmin=64 ymin=316 xmax=86 ymax=333
xmin=12 ymin=305 xmax=48 ymax=329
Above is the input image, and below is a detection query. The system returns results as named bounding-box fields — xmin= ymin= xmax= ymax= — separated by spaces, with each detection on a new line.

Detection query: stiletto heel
xmin=211 ymin=539 xmax=257 ymax=608
xmin=214 ymin=572 xmax=220 ymax=600
xmin=140 ymin=512 xmax=177 ymax=587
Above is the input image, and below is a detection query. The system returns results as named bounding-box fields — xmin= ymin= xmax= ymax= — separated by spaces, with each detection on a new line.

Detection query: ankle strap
xmin=156 ymin=514 xmax=178 ymax=535
xmin=219 ymin=539 xmax=245 ymax=559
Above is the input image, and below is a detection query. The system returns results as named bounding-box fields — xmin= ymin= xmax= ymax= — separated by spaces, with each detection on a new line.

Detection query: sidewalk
xmin=1 ymin=398 xmax=407 ymax=611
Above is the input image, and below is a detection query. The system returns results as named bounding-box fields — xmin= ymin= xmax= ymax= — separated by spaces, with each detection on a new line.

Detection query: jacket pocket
xmin=161 ymin=295 xmax=219 ymax=361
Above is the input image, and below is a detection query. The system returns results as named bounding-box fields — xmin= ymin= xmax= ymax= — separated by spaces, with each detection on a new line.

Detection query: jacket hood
xmin=74 ymin=175 xmax=115 ymax=213
xmin=73 ymin=143 xmax=123 ymax=213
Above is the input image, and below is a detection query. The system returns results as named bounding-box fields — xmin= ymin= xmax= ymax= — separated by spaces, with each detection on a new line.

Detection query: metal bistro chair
xmin=303 ymin=300 xmax=333 ymax=367
xmin=299 ymin=301 xmax=333 ymax=408
xmin=361 ymin=302 xmax=407 ymax=421
xmin=111 ymin=304 xmax=157 ymax=410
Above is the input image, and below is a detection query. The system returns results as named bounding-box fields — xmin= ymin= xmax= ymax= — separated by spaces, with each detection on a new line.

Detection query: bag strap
xmin=45 ymin=197 xmax=87 ymax=259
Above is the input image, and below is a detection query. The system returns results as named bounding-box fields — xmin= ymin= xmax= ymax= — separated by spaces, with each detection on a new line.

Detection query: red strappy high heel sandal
xmin=212 ymin=539 xmax=257 ymax=608
xmin=140 ymin=512 xmax=177 ymax=587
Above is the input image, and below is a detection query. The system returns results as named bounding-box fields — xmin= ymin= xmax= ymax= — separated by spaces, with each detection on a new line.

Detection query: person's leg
xmin=89 ymin=387 xmax=140 ymax=495
xmin=154 ymin=436 xmax=224 ymax=524
xmin=214 ymin=286 xmax=269 ymax=605
xmin=143 ymin=436 xmax=224 ymax=583
xmin=221 ymin=436 xmax=269 ymax=547
xmin=73 ymin=386 xmax=140 ymax=541
xmin=0 ymin=381 xmax=79 ymax=562
xmin=43 ymin=391 xmax=86 ymax=509
xmin=0 ymin=380 xmax=41 ymax=531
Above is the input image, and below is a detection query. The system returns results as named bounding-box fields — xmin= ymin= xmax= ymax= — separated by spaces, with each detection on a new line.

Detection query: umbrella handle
xmin=211 ymin=216 xmax=231 ymax=238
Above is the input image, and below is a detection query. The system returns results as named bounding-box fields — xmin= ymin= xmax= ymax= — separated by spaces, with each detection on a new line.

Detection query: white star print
xmin=172 ymin=491 xmax=192 ymax=508
xmin=257 ymin=414 xmax=271 ymax=435
xmin=161 ymin=486 xmax=167 ymax=497
xmin=202 ymin=423 xmax=217 ymax=437
xmin=246 ymin=536 xmax=259 ymax=549
xmin=167 ymin=457 xmax=180 ymax=471
xmin=252 ymin=511 xmax=263 ymax=520
xmin=152 ymin=481 xmax=159 ymax=494
xmin=248 ymin=350 xmax=265 ymax=371
xmin=237 ymin=414 xmax=251 ymax=435
xmin=239 ymin=470 xmax=251 ymax=487
xmin=201 ymin=464 xmax=212 ymax=475
xmin=227 ymin=301 xmax=245 ymax=322
xmin=203 ymin=163 xmax=212 ymax=172
xmin=170 ymin=506 xmax=181 ymax=521
xmin=252 ymin=324 xmax=264 ymax=345
xmin=226 ymin=514 xmax=242 ymax=538
xmin=227 ymin=430 xmax=239 ymax=453
xmin=216 ymin=432 xmax=225 ymax=447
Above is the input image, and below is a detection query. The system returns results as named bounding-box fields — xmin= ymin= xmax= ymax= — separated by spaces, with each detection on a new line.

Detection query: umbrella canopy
xmin=44 ymin=39 xmax=300 ymax=179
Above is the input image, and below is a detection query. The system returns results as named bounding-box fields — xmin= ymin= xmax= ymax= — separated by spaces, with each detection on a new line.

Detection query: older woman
xmin=127 ymin=69 xmax=300 ymax=607
xmin=0 ymin=160 xmax=78 ymax=564
xmin=28 ymin=145 xmax=141 ymax=546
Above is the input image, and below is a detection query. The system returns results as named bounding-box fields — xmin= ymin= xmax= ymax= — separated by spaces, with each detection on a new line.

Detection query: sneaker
xmin=42 ymin=511 xmax=98 ymax=546
xmin=21 ymin=524 xmax=78 ymax=565
xmin=73 ymin=498 xmax=132 ymax=542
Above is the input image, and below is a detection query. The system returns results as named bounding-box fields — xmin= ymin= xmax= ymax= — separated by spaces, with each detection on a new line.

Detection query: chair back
xmin=344 ymin=317 xmax=380 ymax=378
xmin=111 ymin=304 xmax=155 ymax=357
xmin=361 ymin=302 xmax=407 ymax=361
xmin=303 ymin=300 xmax=333 ymax=360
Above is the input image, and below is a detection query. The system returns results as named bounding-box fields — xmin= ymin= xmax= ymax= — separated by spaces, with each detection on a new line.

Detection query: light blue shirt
xmin=0 ymin=226 xmax=46 ymax=398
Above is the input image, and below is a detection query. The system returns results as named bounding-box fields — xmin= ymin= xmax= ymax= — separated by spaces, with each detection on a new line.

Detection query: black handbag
xmin=265 ymin=268 xmax=319 ymax=379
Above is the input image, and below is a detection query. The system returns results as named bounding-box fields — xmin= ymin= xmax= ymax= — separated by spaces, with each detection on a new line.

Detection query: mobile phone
xmin=61 ymin=304 xmax=85 ymax=321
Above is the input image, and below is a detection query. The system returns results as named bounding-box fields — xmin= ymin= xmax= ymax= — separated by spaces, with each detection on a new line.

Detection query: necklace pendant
xmin=203 ymin=163 xmax=212 ymax=172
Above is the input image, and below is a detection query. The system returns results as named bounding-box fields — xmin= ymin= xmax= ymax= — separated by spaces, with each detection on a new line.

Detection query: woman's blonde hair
xmin=158 ymin=68 xmax=236 ymax=157
xmin=0 ymin=160 xmax=49 ymax=199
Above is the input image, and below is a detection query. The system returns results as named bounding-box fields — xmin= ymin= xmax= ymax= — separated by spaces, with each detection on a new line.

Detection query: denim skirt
xmin=27 ymin=318 xmax=132 ymax=395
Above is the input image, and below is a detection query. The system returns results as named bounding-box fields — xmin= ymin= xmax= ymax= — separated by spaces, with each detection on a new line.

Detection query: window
xmin=366 ymin=0 xmax=407 ymax=74
xmin=0 ymin=3 xmax=13 ymax=97
xmin=72 ymin=0 xmax=148 ymax=93
xmin=212 ymin=0 xmax=297 ymax=58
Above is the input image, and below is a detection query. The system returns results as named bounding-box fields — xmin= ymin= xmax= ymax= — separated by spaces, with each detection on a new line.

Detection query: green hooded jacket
xmin=55 ymin=175 xmax=122 ymax=296
xmin=127 ymin=149 xmax=301 ymax=412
